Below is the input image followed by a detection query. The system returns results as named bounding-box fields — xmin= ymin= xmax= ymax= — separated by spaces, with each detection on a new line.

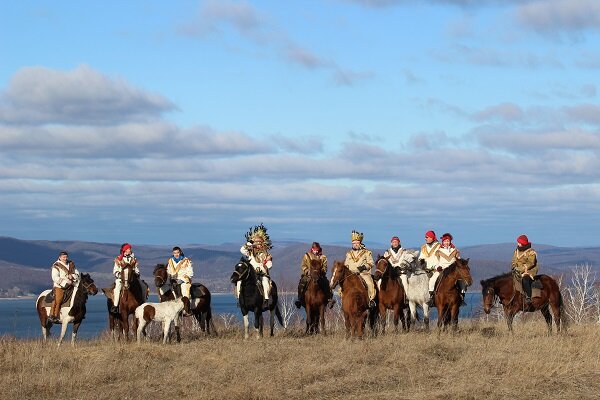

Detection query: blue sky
xmin=1 ymin=0 xmax=600 ymax=248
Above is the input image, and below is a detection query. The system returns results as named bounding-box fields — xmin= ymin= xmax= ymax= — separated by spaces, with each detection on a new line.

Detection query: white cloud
xmin=0 ymin=65 xmax=174 ymax=125
xmin=516 ymin=0 xmax=600 ymax=34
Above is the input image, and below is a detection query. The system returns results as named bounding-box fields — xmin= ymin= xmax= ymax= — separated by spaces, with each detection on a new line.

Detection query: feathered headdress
xmin=245 ymin=223 xmax=272 ymax=250
xmin=351 ymin=230 xmax=364 ymax=243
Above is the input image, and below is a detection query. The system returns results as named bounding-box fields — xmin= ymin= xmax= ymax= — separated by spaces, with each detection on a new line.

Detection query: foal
xmin=136 ymin=298 xmax=185 ymax=344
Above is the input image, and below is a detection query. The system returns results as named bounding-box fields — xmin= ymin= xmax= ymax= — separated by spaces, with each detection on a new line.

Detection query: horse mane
xmin=481 ymin=272 xmax=512 ymax=285
xmin=441 ymin=258 xmax=469 ymax=278
xmin=153 ymin=263 xmax=166 ymax=274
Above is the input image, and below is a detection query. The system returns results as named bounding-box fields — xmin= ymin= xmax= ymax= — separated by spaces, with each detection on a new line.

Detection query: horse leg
xmin=243 ymin=314 xmax=250 ymax=340
xmin=393 ymin=304 xmax=401 ymax=333
xmin=305 ymin=306 xmax=312 ymax=335
xmin=136 ymin=318 xmax=147 ymax=343
xmin=540 ymin=305 xmax=553 ymax=336
xmin=549 ymin=296 xmax=563 ymax=334
xmin=71 ymin=321 xmax=81 ymax=346
xmin=319 ymin=305 xmax=326 ymax=335
xmin=344 ymin=313 xmax=351 ymax=339
xmin=57 ymin=318 xmax=68 ymax=347
xmin=378 ymin=303 xmax=387 ymax=335
xmin=269 ymin=308 xmax=276 ymax=337
xmin=422 ymin=302 xmax=430 ymax=332
xmin=451 ymin=303 xmax=459 ymax=333
xmin=121 ymin=311 xmax=130 ymax=341
xmin=162 ymin=321 xmax=172 ymax=344
xmin=256 ymin=311 xmax=264 ymax=339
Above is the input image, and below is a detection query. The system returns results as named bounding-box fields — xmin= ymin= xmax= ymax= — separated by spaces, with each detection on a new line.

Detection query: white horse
xmin=135 ymin=298 xmax=185 ymax=344
xmin=397 ymin=251 xmax=431 ymax=331
xmin=36 ymin=273 xmax=98 ymax=346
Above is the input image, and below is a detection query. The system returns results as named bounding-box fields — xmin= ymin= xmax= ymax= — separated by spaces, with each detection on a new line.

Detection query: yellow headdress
xmin=351 ymin=230 xmax=364 ymax=243
xmin=245 ymin=223 xmax=272 ymax=250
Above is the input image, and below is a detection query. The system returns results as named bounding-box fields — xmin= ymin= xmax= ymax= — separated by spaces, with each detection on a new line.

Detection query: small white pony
xmin=397 ymin=250 xmax=431 ymax=330
xmin=135 ymin=298 xmax=185 ymax=344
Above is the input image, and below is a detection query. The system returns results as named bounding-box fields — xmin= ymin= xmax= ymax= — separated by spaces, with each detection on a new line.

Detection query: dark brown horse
xmin=36 ymin=273 xmax=98 ymax=346
xmin=153 ymin=264 xmax=217 ymax=339
xmin=374 ymin=256 xmax=408 ymax=333
xmin=330 ymin=260 xmax=376 ymax=339
xmin=103 ymin=264 xmax=148 ymax=340
xmin=433 ymin=258 xmax=473 ymax=333
xmin=481 ymin=272 xmax=565 ymax=334
xmin=303 ymin=259 xmax=328 ymax=334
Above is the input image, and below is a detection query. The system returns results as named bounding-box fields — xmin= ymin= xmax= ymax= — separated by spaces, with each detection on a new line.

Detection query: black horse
xmin=231 ymin=259 xmax=284 ymax=339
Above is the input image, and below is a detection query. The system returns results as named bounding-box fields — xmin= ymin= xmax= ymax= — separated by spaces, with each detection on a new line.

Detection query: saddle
xmin=512 ymin=273 xmax=543 ymax=298
xmin=172 ymin=282 xmax=207 ymax=298
xmin=43 ymin=286 xmax=75 ymax=308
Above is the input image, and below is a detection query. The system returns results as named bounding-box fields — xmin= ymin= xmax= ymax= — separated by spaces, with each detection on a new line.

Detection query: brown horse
xmin=433 ymin=258 xmax=473 ymax=333
xmin=153 ymin=264 xmax=217 ymax=339
xmin=374 ymin=256 xmax=408 ymax=333
xmin=303 ymin=259 xmax=328 ymax=334
xmin=36 ymin=273 xmax=98 ymax=346
xmin=481 ymin=272 xmax=565 ymax=334
xmin=103 ymin=264 xmax=148 ymax=340
xmin=330 ymin=260 xmax=376 ymax=339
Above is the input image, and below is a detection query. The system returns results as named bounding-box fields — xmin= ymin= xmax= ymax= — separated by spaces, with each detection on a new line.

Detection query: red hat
xmin=425 ymin=231 xmax=436 ymax=240
xmin=517 ymin=235 xmax=530 ymax=246
xmin=120 ymin=243 xmax=132 ymax=255
xmin=390 ymin=236 xmax=400 ymax=243
xmin=441 ymin=233 xmax=453 ymax=242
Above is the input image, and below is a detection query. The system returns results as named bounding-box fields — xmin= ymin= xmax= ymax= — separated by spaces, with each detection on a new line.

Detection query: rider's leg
xmin=522 ymin=275 xmax=533 ymax=303
xmin=112 ymin=280 xmax=122 ymax=312
xmin=362 ymin=273 xmax=377 ymax=308
xmin=51 ymin=287 xmax=64 ymax=321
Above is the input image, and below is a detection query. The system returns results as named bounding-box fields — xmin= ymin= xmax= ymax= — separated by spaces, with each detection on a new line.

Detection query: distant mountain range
xmin=0 ymin=236 xmax=597 ymax=297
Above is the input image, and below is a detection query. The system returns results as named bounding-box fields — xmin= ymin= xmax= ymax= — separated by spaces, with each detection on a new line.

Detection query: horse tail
xmin=558 ymin=288 xmax=568 ymax=333
xmin=275 ymin=305 xmax=284 ymax=327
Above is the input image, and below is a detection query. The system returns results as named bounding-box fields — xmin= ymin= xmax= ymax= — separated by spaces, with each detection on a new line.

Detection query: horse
xmin=102 ymin=263 xmax=148 ymax=340
xmin=230 ymin=259 xmax=284 ymax=339
xmin=373 ymin=256 xmax=408 ymax=333
xmin=330 ymin=260 xmax=377 ymax=339
xmin=36 ymin=273 xmax=98 ymax=346
xmin=481 ymin=272 xmax=565 ymax=334
xmin=303 ymin=259 xmax=328 ymax=334
xmin=153 ymin=264 xmax=217 ymax=340
xmin=397 ymin=251 xmax=431 ymax=331
xmin=433 ymin=258 xmax=473 ymax=333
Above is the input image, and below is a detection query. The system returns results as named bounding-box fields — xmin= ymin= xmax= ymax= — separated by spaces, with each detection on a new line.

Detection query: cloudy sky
xmin=1 ymin=0 xmax=600 ymax=248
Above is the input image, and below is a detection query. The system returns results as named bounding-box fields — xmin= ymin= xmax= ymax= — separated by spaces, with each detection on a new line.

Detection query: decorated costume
xmin=344 ymin=230 xmax=376 ymax=308
xmin=239 ymin=224 xmax=273 ymax=307
xmin=50 ymin=251 xmax=80 ymax=322
xmin=111 ymin=243 xmax=140 ymax=313
xmin=511 ymin=234 xmax=538 ymax=303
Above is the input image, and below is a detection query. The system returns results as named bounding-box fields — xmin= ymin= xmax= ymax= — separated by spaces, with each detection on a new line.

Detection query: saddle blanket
xmin=42 ymin=286 xmax=75 ymax=308
xmin=513 ymin=274 xmax=543 ymax=298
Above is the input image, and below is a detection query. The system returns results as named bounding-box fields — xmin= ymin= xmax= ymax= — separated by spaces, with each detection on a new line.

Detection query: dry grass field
xmin=1 ymin=318 xmax=599 ymax=400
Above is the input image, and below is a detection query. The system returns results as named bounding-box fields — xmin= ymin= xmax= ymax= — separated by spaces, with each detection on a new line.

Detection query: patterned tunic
xmin=511 ymin=247 xmax=538 ymax=277
xmin=301 ymin=252 xmax=328 ymax=275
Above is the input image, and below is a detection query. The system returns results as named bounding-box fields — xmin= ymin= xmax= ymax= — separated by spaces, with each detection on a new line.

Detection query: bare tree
xmin=218 ymin=313 xmax=238 ymax=330
xmin=563 ymin=264 xmax=599 ymax=324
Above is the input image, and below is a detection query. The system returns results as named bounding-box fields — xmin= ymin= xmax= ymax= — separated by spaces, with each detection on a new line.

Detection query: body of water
xmin=0 ymin=292 xmax=482 ymax=339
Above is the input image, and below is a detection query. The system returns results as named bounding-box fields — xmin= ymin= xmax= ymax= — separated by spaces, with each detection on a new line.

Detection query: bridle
xmin=330 ymin=264 xmax=359 ymax=288
xmin=483 ymin=286 xmax=496 ymax=310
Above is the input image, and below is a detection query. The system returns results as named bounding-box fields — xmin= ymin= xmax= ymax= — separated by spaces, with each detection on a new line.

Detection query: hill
xmin=0 ymin=236 xmax=596 ymax=296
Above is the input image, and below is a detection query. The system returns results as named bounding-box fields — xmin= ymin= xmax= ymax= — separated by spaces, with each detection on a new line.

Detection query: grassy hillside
xmin=1 ymin=320 xmax=598 ymax=400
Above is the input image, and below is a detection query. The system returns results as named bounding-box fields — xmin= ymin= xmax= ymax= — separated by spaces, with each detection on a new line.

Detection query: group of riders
xmin=47 ymin=224 xmax=540 ymax=323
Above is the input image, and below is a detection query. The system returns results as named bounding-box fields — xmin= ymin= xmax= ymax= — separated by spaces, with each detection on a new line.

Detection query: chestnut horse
xmin=36 ymin=273 xmax=98 ymax=346
xmin=303 ymin=259 xmax=328 ymax=334
xmin=330 ymin=260 xmax=376 ymax=339
xmin=481 ymin=272 xmax=565 ymax=334
xmin=153 ymin=264 xmax=217 ymax=340
xmin=374 ymin=256 xmax=408 ymax=333
xmin=433 ymin=258 xmax=473 ymax=333
xmin=103 ymin=264 xmax=148 ymax=340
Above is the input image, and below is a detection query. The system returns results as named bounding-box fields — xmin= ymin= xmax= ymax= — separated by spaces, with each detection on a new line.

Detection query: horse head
xmin=80 ymin=273 xmax=98 ymax=296
xmin=230 ymin=258 xmax=251 ymax=283
xmin=330 ymin=260 xmax=347 ymax=289
xmin=153 ymin=264 xmax=168 ymax=288
xmin=480 ymin=279 xmax=496 ymax=314
xmin=374 ymin=256 xmax=390 ymax=281
xmin=120 ymin=264 xmax=136 ymax=290
xmin=451 ymin=258 xmax=473 ymax=286
xmin=308 ymin=259 xmax=322 ymax=283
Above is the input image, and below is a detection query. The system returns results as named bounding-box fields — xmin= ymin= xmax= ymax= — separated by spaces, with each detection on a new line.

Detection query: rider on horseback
xmin=294 ymin=242 xmax=336 ymax=309
xmin=379 ymin=236 xmax=413 ymax=293
xmin=239 ymin=224 xmax=273 ymax=309
xmin=511 ymin=234 xmax=538 ymax=304
xmin=111 ymin=243 xmax=140 ymax=313
xmin=435 ymin=233 xmax=467 ymax=306
xmin=49 ymin=251 xmax=80 ymax=323
xmin=167 ymin=246 xmax=193 ymax=315
xmin=344 ymin=230 xmax=376 ymax=309
xmin=419 ymin=230 xmax=440 ymax=306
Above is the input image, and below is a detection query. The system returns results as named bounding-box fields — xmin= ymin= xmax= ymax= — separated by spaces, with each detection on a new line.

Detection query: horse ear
xmin=480 ymin=280 xmax=485 ymax=286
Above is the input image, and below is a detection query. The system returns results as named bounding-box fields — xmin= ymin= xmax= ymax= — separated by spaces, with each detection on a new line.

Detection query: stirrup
xmin=294 ymin=299 xmax=302 ymax=309
xmin=525 ymin=296 xmax=532 ymax=304
xmin=369 ymin=300 xmax=376 ymax=309
xmin=262 ymin=299 xmax=269 ymax=308
xmin=110 ymin=305 xmax=119 ymax=313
